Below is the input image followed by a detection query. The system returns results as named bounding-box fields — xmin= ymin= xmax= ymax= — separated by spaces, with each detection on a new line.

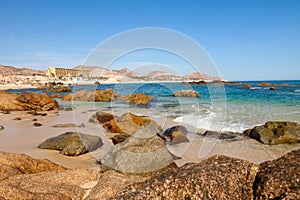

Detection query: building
xmin=46 ymin=67 xmax=90 ymax=78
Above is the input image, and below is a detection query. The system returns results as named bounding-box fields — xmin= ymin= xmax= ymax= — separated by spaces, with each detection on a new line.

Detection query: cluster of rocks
xmin=2 ymin=149 xmax=298 ymax=199
xmin=63 ymin=88 xmax=154 ymax=105
xmin=242 ymin=82 xmax=292 ymax=90
xmin=0 ymin=91 xmax=58 ymax=111
xmin=172 ymin=89 xmax=200 ymax=97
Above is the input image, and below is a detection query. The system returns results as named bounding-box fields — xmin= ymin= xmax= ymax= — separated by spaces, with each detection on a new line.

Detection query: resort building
xmin=46 ymin=67 xmax=90 ymax=78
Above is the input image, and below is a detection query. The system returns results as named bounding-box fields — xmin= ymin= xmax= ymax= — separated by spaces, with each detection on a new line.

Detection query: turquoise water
xmin=7 ymin=80 xmax=300 ymax=133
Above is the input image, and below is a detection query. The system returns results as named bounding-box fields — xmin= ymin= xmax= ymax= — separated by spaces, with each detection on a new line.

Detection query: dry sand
xmin=0 ymin=105 xmax=299 ymax=170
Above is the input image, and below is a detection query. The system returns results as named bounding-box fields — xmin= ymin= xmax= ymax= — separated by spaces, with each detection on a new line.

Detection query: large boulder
xmin=63 ymin=88 xmax=118 ymax=102
xmin=16 ymin=92 xmax=58 ymax=111
xmin=244 ymin=121 xmax=300 ymax=144
xmin=38 ymin=132 xmax=103 ymax=156
xmin=173 ymin=90 xmax=200 ymax=97
xmin=0 ymin=168 xmax=100 ymax=200
xmin=0 ymin=91 xmax=27 ymax=111
xmin=0 ymin=151 xmax=65 ymax=180
xmin=253 ymin=149 xmax=300 ymax=199
xmin=101 ymin=125 xmax=177 ymax=174
xmin=112 ymin=155 xmax=259 ymax=199
xmin=103 ymin=112 xmax=161 ymax=135
xmin=87 ymin=170 xmax=147 ymax=200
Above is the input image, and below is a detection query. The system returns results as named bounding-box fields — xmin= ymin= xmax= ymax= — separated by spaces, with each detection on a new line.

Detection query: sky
xmin=0 ymin=0 xmax=300 ymax=80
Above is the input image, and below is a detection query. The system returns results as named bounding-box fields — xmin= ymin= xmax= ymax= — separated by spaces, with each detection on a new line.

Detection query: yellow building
xmin=46 ymin=67 xmax=89 ymax=78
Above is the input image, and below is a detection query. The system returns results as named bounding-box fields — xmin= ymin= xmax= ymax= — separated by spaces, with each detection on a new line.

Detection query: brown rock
xmin=13 ymin=117 xmax=21 ymax=121
xmin=103 ymin=112 xmax=161 ymax=135
xmin=257 ymin=82 xmax=277 ymax=87
xmin=44 ymin=85 xmax=72 ymax=93
xmin=280 ymin=83 xmax=290 ymax=86
xmin=33 ymin=122 xmax=42 ymax=127
xmin=244 ymin=121 xmax=300 ymax=144
xmin=269 ymin=87 xmax=276 ymax=90
xmin=0 ymin=168 xmax=99 ymax=200
xmin=51 ymin=93 xmax=63 ymax=98
xmin=243 ymin=84 xmax=252 ymax=89
xmin=121 ymin=93 xmax=153 ymax=105
xmin=112 ymin=155 xmax=258 ymax=199
xmin=0 ymin=91 xmax=25 ymax=111
xmin=110 ymin=134 xmax=131 ymax=145
xmin=87 ymin=170 xmax=147 ymax=200
xmin=0 ymin=151 xmax=65 ymax=180
xmin=16 ymin=92 xmax=58 ymax=111
xmin=63 ymin=88 xmax=118 ymax=102
xmin=0 ymin=125 xmax=4 ymax=131
xmin=253 ymin=149 xmax=300 ymax=199
xmin=173 ymin=90 xmax=200 ymax=97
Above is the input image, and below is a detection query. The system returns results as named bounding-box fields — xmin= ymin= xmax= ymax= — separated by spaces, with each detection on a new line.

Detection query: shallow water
xmin=7 ymin=80 xmax=300 ymax=133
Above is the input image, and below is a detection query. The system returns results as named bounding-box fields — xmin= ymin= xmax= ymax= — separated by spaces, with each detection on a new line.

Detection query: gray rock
xmin=163 ymin=125 xmax=189 ymax=145
xmin=244 ymin=121 xmax=300 ymax=144
xmin=38 ymin=132 xmax=103 ymax=156
xmin=101 ymin=125 xmax=177 ymax=174
xmin=112 ymin=155 xmax=258 ymax=199
xmin=254 ymin=149 xmax=300 ymax=199
xmin=89 ymin=111 xmax=114 ymax=123
xmin=52 ymin=123 xmax=85 ymax=128
xmin=204 ymin=130 xmax=236 ymax=140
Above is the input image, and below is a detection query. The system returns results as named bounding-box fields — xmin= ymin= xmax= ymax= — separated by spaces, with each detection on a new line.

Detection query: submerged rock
xmin=243 ymin=84 xmax=252 ymax=89
xmin=112 ymin=155 xmax=258 ymax=199
xmin=101 ymin=125 xmax=177 ymax=174
xmin=103 ymin=112 xmax=161 ymax=135
xmin=163 ymin=125 xmax=189 ymax=145
xmin=254 ymin=149 xmax=300 ymax=199
xmin=38 ymin=132 xmax=103 ymax=156
xmin=173 ymin=89 xmax=200 ymax=97
xmin=244 ymin=121 xmax=300 ymax=144
xmin=120 ymin=93 xmax=153 ymax=105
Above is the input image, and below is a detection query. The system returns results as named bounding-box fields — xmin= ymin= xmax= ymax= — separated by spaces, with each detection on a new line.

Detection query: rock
xmin=253 ymin=149 xmax=300 ymax=199
xmin=41 ymin=113 xmax=47 ymax=116
xmin=243 ymin=84 xmax=252 ymax=89
xmin=112 ymin=155 xmax=258 ymax=199
xmin=120 ymin=93 xmax=153 ymax=105
xmin=0 ymin=168 xmax=99 ymax=200
xmin=38 ymin=132 xmax=103 ymax=156
xmin=44 ymin=85 xmax=72 ymax=93
xmin=244 ymin=121 xmax=300 ymax=144
xmin=33 ymin=122 xmax=42 ymax=127
xmin=257 ymin=82 xmax=277 ymax=87
xmin=203 ymin=130 xmax=237 ymax=140
xmin=32 ymin=118 xmax=37 ymax=121
xmin=0 ymin=151 xmax=65 ymax=180
xmin=110 ymin=134 xmax=131 ymax=145
xmin=89 ymin=111 xmax=114 ymax=123
xmin=101 ymin=125 xmax=177 ymax=174
xmin=16 ymin=92 xmax=58 ymax=111
xmin=51 ymin=93 xmax=63 ymax=98
xmin=87 ymin=170 xmax=147 ymax=200
xmin=52 ymin=123 xmax=85 ymax=128
xmin=103 ymin=112 xmax=161 ymax=135
xmin=163 ymin=125 xmax=189 ymax=145
xmin=63 ymin=88 xmax=118 ymax=102
xmin=0 ymin=125 xmax=4 ymax=131
xmin=280 ymin=83 xmax=290 ymax=86
xmin=269 ymin=87 xmax=276 ymax=90
xmin=13 ymin=117 xmax=21 ymax=121
xmin=173 ymin=90 xmax=200 ymax=97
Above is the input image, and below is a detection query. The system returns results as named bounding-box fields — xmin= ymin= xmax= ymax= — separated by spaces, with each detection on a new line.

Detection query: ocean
xmin=7 ymin=80 xmax=300 ymax=133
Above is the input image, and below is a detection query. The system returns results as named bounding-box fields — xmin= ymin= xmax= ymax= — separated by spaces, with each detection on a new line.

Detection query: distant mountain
xmin=73 ymin=65 xmax=223 ymax=82
xmin=0 ymin=65 xmax=45 ymax=76
xmin=183 ymin=72 xmax=224 ymax=82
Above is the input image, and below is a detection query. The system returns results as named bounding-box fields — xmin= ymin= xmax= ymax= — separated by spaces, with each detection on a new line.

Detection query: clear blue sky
xmin=1 ymin=0 xmax=300 ymax=80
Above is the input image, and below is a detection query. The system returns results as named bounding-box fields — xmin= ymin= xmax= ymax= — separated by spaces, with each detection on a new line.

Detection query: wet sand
xmin=0 ymin=106 xmax=299 ymax=169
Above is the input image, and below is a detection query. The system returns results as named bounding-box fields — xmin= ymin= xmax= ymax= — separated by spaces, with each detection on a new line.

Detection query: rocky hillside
xmin=0 ymin=65 xmax=45 ymax=76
